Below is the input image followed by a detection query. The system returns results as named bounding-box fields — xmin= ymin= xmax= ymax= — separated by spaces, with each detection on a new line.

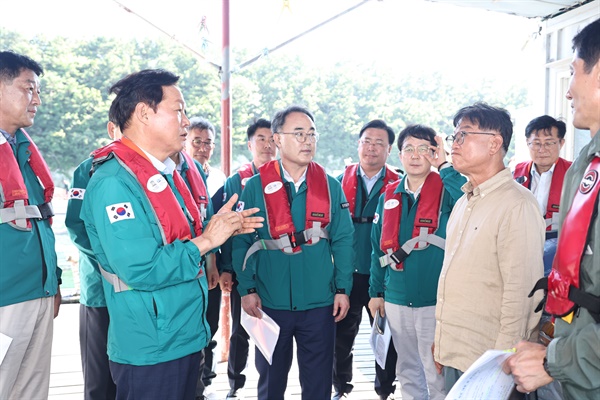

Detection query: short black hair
xmin=359 ymin=119 xmax=395 ymax=145
xmin=247 ymin=118 xmax=271 ymax=140
xmin=189 ymin=117 xmax=216 ymax=138
xmin=525 ymin=115 xmax=566 ymax=140
xmin=453 ymin=102 xmax=512 ymax=153
xmin=271 ymin=105 xmax=314 ymax=134
xmin=0 ymin=51 xmax=44 ymax=82
xmin=397 ymin=124 xmax=437 ymax=151
xmin=572 ymin=18 xmax=600 ymax=74
xmin=108 ymin=69 xmax=180 ymax=131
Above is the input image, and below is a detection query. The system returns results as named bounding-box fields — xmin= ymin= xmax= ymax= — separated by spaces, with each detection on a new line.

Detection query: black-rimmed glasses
xmin=445 ymin=131 xmax=498 ymax=146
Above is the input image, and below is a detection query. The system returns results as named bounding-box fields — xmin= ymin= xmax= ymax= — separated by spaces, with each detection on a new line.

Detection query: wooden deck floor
xmin=49 ymin=303 xmax=397 ymax=400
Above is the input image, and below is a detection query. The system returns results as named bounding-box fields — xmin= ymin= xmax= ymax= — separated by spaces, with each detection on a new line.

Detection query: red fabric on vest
xmin=380 ymin=172 xmax=444 ymax=270
xmin=181 ymin=151 xmax=209 ymax=218
xmin=259 ymin=160 xmax=330 ymax=253
xmin=238 ymin=162 xmax=255 ymax=190
xmin=514 ymin=158 xmax=572 ymax=230
xmin=546 ymin=156 xmax=600 ymax=318
xmin=0 ymin=129 xmax=54 ymax=229
xmin=341 ymin=163 xmax=399 ymax=217
xmin=92 ymin=138 xmax=202 ymax=243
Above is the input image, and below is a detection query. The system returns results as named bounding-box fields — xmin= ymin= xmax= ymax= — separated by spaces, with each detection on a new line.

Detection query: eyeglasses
xmin=253 ymin=136 xmax=275 ymax=145
xmin=359 ymin=139 xmax=388 ymax=148
xmin=527 ymin=141 xmax=558 ymax=151
xmin=445 ymin=131 xmax=498 ymax=146
xmin=191 ymin=139 xmax=215 ymax=149
xmin=276 ymin=130 xmax=319 ymax=143
xmin=401 ymin=145 xmax=432 ymax=155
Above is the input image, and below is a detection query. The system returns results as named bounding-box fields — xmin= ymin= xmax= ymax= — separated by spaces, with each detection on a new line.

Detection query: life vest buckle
xmin=37 ymin=202 xmax=54 ymax=220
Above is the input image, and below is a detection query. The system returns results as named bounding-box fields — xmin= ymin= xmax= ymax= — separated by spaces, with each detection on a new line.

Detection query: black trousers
xmin=79 ymin=305 xmax=117 ymax=400
xmin=333 ymin=273 xmax=397 ymax=396
xmin=196 ymin=284 xmax=222 ymax=396
xmin=111 ymin=351 xmax=201 ymax=400
xmin=227 ymin=277 xmax=250 ymax=391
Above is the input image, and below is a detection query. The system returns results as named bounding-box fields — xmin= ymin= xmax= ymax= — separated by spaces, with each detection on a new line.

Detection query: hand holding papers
xmin=241 ymin=308 xmax=280 ymax=365
xmin=446 ymin=349 xmax=516 ymax=400
xmin=369 ymin=310 xmax=392 ymax=369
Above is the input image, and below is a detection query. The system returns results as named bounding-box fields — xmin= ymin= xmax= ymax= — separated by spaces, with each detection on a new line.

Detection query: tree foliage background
xmin=1 ymin=29 xmax=528 ymax=178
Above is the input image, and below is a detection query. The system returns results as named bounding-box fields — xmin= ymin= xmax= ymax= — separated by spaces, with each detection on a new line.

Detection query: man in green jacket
xmin=369 ymin=124 xmax=466 ymax=400
xmin=0 ymin=50 xmax=62 ymax=400
xmin=505 ymin=17 xmax=600 ymax=400
xmin=66 ymin=121 xmax=121 ymax=400
xmin=220 ymin=117 xmax=276 ymax=399
xmin=233 ymin=105 xmax=354 ymax=400
xmin=333 ymin=119 xmax=399 ymax=400
xmin=81 ymin=69 xmax=262 ymax=399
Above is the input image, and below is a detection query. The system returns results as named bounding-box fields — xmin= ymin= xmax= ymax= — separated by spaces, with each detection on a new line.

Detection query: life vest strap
xmin=379 ymin=227 xmax=445 ymax=271
xmin=529 ymin=277 xmax=600 ymax=323
xmin=545 ymin=213 xmax=559 ymax=231
xmin=0 ymin=199 xmax=54 ymax=229
xmin=99 ymin=264 xmax=130 ymax=293
xmin=242 ymin=222 xmax=329 ymax=270
xmin=352 ymin=216 xmax=374 ymax=224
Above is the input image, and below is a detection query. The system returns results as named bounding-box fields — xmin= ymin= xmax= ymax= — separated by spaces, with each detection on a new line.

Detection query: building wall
xmin=544 ymin=0 xmax=599 ymax=160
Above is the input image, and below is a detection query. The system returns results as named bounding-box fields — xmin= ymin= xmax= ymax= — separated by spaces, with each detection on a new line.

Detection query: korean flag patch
xmin=236 ymin=201 xmax=245 ymax=212
xmin=106 ymin=202 xmax=135 ymax=223
xmin=373 ymin=212 xmax=380 ymax=224
xmin=68 ymin=188 xmax=86 ymax=200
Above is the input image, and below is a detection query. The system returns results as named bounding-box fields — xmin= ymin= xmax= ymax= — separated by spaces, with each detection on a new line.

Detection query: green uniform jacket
xmin=220 ymin=163 xmax=258 ymax=273
xmin=369 ymin=167 xmax=466 ymax=307
xmin=65 ymin=157 xmax=104 ymax=307
xmin=547 ymin=130 xmax=600 ymax=399
xmin=0 ymin=129 xmax=60 ymax=307
xmin=81 ymin=156 xmax=210 ymax=366
xmin=66 ymin=155 xmax=214 ymax=308
xmin=336 ymin=167 xmax=400 ymax=275
xmin=232 ymin=162 xmax=355 ymax=310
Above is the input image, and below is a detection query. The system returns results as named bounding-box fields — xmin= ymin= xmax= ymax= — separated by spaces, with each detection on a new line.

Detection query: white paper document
xmin=369 ymin=310 xmax=392 ymax=369
xmin=446 ymin=349 xmax=516 ymax=400
xmin=240 ymin=308 xmax=280 ymax=365
xmin=0 ymin=333 xmax=13 ymax=366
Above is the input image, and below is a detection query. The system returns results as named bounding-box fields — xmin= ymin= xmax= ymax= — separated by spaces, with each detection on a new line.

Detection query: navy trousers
xmin=227 ymin=277 xmax=250 ymax=391
xmin=110 ymin=351 xmax=201 ymax=400
xmin=333 ymin=273 xmax=397 ymax=396
xmin=256 ymin=305 xmax=335 ymax=400
xmin=79 ymin=305 xmax=116 ymax=400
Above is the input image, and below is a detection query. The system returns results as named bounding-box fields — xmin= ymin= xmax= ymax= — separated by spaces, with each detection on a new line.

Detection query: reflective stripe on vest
xmin=379 ymin=173 xmax=445 ymax=271
xmin=0 ymin=129 xmax=54 ymax=230
xmin=341 ymin=163 xmax=399 ymax=222
xmin=545 ymin=155 xmax=600 ymax=320
xmin=181 ymin=151 xmax=209 ymax=222
xmin=514 ymin=158 xmax=572 ymax=231
xmin=242 ymin=160 xmax=330 ymax=270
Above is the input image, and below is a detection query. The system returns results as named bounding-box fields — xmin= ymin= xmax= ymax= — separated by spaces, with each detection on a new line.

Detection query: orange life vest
xmin=259 ymin=160 xmax=330 ymax=253
xmin=514 ymin=158 xmax=571 ymax=232
xmin=238 ymin=162 xmax=256 ymax=190
xmin=180 ymin=151 xmax=209 ymax=222
xmin=341 ymin=163 xmax=399 ymax=223
xmin=0 ymin=129 xmax=54 ymax=230
xmin=379 ymin=173 xmax=445 ymax=271
xmin=542 ymin=156 xmax=600 ymax=322
xmin=92 ymin=138 xmax=203 ymax=243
